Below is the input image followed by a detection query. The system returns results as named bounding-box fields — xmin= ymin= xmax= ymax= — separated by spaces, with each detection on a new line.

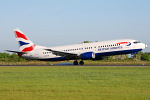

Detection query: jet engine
xmin=80 ymin=52 xmax=95 ymax=60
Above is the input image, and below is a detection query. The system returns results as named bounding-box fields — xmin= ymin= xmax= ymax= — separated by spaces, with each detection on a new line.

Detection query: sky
xmin=0 ymin=0 xmax=150 ymax=52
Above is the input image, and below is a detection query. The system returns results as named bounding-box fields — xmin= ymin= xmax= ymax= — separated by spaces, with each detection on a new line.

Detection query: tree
xmin=0 ymin=52 xmax=11 ymax=61
xmin=133 ymin=52 xmax=142 ymax=61
xmin=133 ymin=52 xmax=150 ymax=61
xmin=0 ymin=52 xmax=26 ymax=62
xmin=10 ymin=53 xmax=19 ymax=61
xmin=141 ymin=52 xmax=150 ymax=61
xmin=82 ymin=41 xmax=92 ymax=43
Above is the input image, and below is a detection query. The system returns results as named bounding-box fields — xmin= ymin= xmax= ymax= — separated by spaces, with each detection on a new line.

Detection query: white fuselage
xmin=22 ymin=39 xmax=147 ymax=61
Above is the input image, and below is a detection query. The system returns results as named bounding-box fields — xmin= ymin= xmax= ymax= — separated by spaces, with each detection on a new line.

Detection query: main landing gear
xmin=73 ymin=60 xmax=84 ymax=65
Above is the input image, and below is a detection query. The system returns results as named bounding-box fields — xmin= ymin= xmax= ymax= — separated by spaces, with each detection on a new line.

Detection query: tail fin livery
xmin=14 ymin=28 xmax=36 ymax=52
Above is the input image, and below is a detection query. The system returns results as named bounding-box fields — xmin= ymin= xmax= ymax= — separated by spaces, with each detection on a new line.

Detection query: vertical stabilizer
xmin=14 ymin=28 xmax=36 ymax=52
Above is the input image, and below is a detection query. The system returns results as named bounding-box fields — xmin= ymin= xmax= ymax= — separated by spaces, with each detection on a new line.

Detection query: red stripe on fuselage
xmin=21 ymin=44 xmax=36 ymax=52
xmin=117 ymin=42 xmax=130 ymax=44
xmin=14 ymin=31 xmax=29 ymax=40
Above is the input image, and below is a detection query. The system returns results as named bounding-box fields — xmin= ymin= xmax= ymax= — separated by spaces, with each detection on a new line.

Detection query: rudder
xmin=14 ymin=28 xmax=36 ymax=52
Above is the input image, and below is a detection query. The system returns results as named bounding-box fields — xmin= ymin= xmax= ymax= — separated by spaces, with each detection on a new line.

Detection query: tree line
xmin=0 ymin=52 xmax=26 ymax=62
xmin=104 ymin=52 xmax=150 ymax=61
xmin=0 ymin=52 xmax=149 ymax=62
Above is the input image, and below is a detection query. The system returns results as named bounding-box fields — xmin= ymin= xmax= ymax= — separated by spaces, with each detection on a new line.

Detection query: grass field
xmin=0 ymin=60 xmax=150 ymax=66
xmin=0 ymin=66 xmax=150 ymax=100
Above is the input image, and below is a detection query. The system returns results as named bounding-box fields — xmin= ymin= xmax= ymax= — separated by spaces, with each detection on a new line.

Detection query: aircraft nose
xmin=145 ymin=44 xmax=147 ymax=48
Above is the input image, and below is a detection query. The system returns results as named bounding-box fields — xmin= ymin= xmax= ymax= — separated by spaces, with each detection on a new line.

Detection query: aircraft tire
xmin=73 ymin=61 xmax=78 ymax=65
xmin=79 ymin=61 xmax=84 ymax=65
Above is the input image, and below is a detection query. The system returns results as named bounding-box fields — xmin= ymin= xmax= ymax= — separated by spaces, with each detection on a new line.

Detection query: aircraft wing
xmin=5 ymin=50 xmax=27 ymax=54
xmin=45 ymin=49 xmax=78 ymax=59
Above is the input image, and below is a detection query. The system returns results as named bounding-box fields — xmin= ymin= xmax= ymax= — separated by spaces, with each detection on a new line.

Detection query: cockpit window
xmin=133 ymin=41 xmax=140 ymax=44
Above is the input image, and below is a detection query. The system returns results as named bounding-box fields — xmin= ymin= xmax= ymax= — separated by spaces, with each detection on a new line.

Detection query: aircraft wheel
xmin=79 ymin=61 xmax=84 ymax=65
xmin=73 ymin=61 xmax=78 ymax=65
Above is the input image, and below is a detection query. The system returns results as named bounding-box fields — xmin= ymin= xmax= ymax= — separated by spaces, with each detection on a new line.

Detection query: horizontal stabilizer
xmin=5 ymin=50 xmax=27 ymax=54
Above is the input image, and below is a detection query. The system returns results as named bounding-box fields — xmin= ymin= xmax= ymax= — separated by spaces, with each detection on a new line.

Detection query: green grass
xmin=0 ymin=60 xmax=150 ymax=65
xmin=0 ymin=66 xmax=150 ymax=100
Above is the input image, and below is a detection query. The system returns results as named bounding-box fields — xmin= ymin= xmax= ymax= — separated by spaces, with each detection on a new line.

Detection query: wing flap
xmin=45 ymin=49 xmax=78 ymax=59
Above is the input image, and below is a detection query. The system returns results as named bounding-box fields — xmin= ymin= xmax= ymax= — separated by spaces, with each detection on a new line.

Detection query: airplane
xmin=6 ymin=28 xmax=147 ymax=65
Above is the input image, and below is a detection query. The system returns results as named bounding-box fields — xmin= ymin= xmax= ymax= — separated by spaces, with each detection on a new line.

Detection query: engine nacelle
xmin=80 ymin=52 xmax=95 ymax=60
